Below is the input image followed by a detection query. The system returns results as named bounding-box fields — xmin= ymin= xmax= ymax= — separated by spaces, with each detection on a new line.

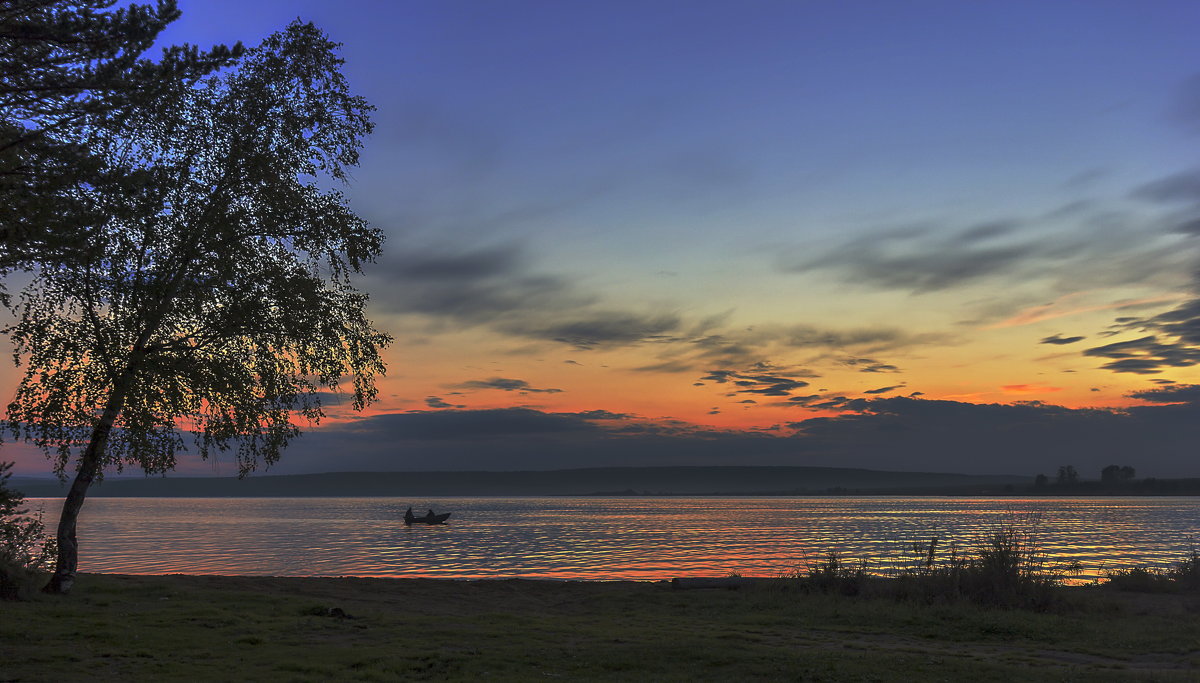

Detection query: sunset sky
xmin=8 ymin=1 xmax=1200 ymax=477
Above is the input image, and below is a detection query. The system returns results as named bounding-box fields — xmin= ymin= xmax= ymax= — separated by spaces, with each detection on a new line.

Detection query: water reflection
xmin=27 ymin=496 xmax=1200 ymax=582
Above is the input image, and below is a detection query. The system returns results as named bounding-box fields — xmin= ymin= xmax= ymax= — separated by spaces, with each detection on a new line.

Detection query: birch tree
xmin=4 ymin=21 xmax=389 ymax=594
xmin=1 ymin=0 xmax=240 ymax=276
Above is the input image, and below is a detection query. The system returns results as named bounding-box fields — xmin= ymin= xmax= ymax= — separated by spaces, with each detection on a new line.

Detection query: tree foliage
xmin=0 ymin=0 xmax=240 ymax=276
xmin=3 ymin=21 xmax=389 ymax=592
xmin=1100 ymin=465 xmax=1136 ymax=483
xmin=1054 ymin=465 xmax=1078 ymax=486
xmin=7 ymin=20 xmax=386 ymax=474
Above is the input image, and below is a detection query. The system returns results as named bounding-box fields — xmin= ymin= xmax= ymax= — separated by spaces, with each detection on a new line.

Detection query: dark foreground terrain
xmin=2 ymin=574 xmax=1198 ymax=681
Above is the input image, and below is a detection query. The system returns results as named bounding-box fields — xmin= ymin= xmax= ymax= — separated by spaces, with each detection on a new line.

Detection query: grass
xmin=1 ymin=572 xmax=1199 ymax=681
xmin=5 ymin=516 xmax=1197 ymax=680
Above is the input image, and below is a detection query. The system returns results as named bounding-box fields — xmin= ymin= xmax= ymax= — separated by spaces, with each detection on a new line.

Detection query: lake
xmin=27 ymin=496 xmax=1200 ymax=582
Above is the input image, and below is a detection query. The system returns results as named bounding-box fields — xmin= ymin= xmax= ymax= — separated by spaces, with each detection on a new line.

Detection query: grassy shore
xmin=2 ymin=574 xmax=1198 ymax=681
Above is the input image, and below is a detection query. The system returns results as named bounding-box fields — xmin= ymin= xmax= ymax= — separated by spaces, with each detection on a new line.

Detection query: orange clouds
xmin=987 ymin=293 xmax=1188 ymax=329
xmin=1001 ymin=384 xmax=1063 ymax=394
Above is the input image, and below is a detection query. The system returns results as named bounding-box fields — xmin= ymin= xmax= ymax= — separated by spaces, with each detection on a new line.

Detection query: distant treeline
xmin=1021 ymin=477 xmax=1200 ymax=496
xmin=587 ymin=479 xmax=1200 ymax=497
xmin=11 ymin=465 xmax=1200 ymax=498
xmin=11 ymin=466 xmax=1023 ymax=498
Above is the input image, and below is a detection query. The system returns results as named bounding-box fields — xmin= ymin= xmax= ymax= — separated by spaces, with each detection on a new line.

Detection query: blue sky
xmin=7 ymin=0 xmax=1200 ymax=477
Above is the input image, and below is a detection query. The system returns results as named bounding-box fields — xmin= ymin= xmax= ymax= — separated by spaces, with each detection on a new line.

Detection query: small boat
xmin=404 ymin=507 xmax=451 ymax=525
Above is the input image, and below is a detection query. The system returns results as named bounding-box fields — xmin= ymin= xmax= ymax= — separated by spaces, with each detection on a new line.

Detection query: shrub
xmin=1102 ymin=566 xmax=1176 ymax=593
xmin=785 ymin=552 xmax=870 ymax=596
xmin=1167 ymin=548 xmax=1200 ymax=591
xmin=1103 ymin=546 xmax=1200 ymax=594
xmin=0 ymin=461 xmax=57 ymax=599
xmin=789 ymin=514 xmax=1081 ymax=610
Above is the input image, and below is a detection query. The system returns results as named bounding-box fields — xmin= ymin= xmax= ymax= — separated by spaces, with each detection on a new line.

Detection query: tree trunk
xmin=42 ymin=371 xmax=135 ymax=595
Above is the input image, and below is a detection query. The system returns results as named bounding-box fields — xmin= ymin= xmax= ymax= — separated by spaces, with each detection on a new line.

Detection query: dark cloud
xmin=342 ymin=408 xmax=600 ymax=440
xmin=1040 ymin=334 xmax=1085 ymax=345
xmin=675 ymin=334 xmax=761 ymax=368
xmin=1085 ymin=294 xmax=1200 ymax=374
xmin=632 ymin=360 xmax=697 ymax=373
xmin=1127 ymin=383 xmax=1200 ymax=405
xmin=863 ymin=385 xmax=903 ymax=395
xmin=779 ymin=222 xmax=1037 ymax=293
xmin=1168 ymin=213 xmax=1200 ymax=236
xmin=841 ymin=357 xmax=901 ymax=373
xmin=424 ymin=396 xmax=459 ymax=409
xmin=777 ymin=325 xmax=945 ymax=350
xmin=370 ymin=245 xmax=684 ymax=350
xmin=780 ymin=200 xmax=1196 ymax=300
xmin=1141 ymin=293 xmax=1200 ymax=343
xmin=523 ymin=312 xmax=681 ymax=350
xmin=265 ymin=397 xmax=1200 ymax=477
xmin=629 ymin=330 xmax=938 ymax=386
xmin=699 ymin=368 xmax=811 ymax=397
xmin=786 ymin=394 xmax=851 ymax=409
xmin=1132 ymin=169 xmax=1200 ymax=204
xmin=456 ymin=377 xmax=563 ymax=394
xmin=956 ymin=220 xmax=1020 ymax=243
xmin=371 ymin=245 xmax=583 ymax=323
xmin=787 ymin=396 xmax=1199 ymax=476
xmin=1171 ymin=73 xmax=1200 ymax=134
xmin=1131 ymin=168 xmax=1200 ymax=236
xmin=1082 ymin=335 xmax=1200 ymax=374
xmin=388 ymin=245 xmax=522 ymax=280
xmin=379 ymin=248 xmax=953 ymax=370
xmin=636 ymin=325 xmax=944 ymax=379
xmin=311 ymin=391 xmax=345 ymax=406
xmin=574 ymin=410 xmax=631 ymax=420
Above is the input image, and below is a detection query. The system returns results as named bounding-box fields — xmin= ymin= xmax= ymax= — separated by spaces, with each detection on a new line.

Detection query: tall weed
xmin=786 ymin=513 xmax=1080 ymax=610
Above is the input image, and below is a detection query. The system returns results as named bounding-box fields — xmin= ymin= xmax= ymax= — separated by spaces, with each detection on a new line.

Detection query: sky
xmin=7 ymin=0 xmax=1200 ymax=478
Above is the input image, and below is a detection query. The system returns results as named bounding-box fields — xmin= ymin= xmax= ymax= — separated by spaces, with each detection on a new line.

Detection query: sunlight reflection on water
xmin=27 ymin=496 xmax=1200 ymax=581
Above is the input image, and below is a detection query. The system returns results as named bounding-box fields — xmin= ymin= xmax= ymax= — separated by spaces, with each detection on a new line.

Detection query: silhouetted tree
xmin=1100 ymin=465 xmax=1136 ymax=483
xmin=1055 ymin=465 xmax=1078 ymax=486
xmin=1 ymin=0 xmax=240 ymax=282
xmin=1033 ymin=473 xmax=1048 ymax=488
xmin=4 ymin=22 xmax=389 ymax=594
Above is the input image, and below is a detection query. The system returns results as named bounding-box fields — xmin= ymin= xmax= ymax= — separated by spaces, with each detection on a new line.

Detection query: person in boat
xmin=404 ymin=507 xmax=415 ymax=524
xmin=424 ymin=509 xmax=437 ymax=522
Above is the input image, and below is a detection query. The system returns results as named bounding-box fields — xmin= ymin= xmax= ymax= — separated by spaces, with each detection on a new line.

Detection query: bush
xmin=787 ymin=515 xmax=1080 ymax=610
xmin=1167 ymin=548 xmax=1200 ymax=591
xmin=789 ymin=552 xmax=870 ymax=596
xmin=1102 ymin=566 xmax=1176 ymax=593
xmin=1103 ymin=547 xmax=1200 ymax=594
xmin=0 ymin=461 xmax=57 ymax=599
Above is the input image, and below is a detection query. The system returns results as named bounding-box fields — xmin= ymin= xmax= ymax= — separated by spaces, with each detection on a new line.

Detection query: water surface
xmin=28 ymin=496 xmax=1200 ymax=582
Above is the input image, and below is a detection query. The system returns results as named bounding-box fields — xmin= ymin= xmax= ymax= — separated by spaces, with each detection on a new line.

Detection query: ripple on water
xmin=24 ymin=496 xmax=1200 ymax=581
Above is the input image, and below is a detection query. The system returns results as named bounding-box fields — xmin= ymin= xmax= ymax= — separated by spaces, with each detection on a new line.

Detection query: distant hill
xmin=10 ymin=466 xmax=1027 ymax=497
